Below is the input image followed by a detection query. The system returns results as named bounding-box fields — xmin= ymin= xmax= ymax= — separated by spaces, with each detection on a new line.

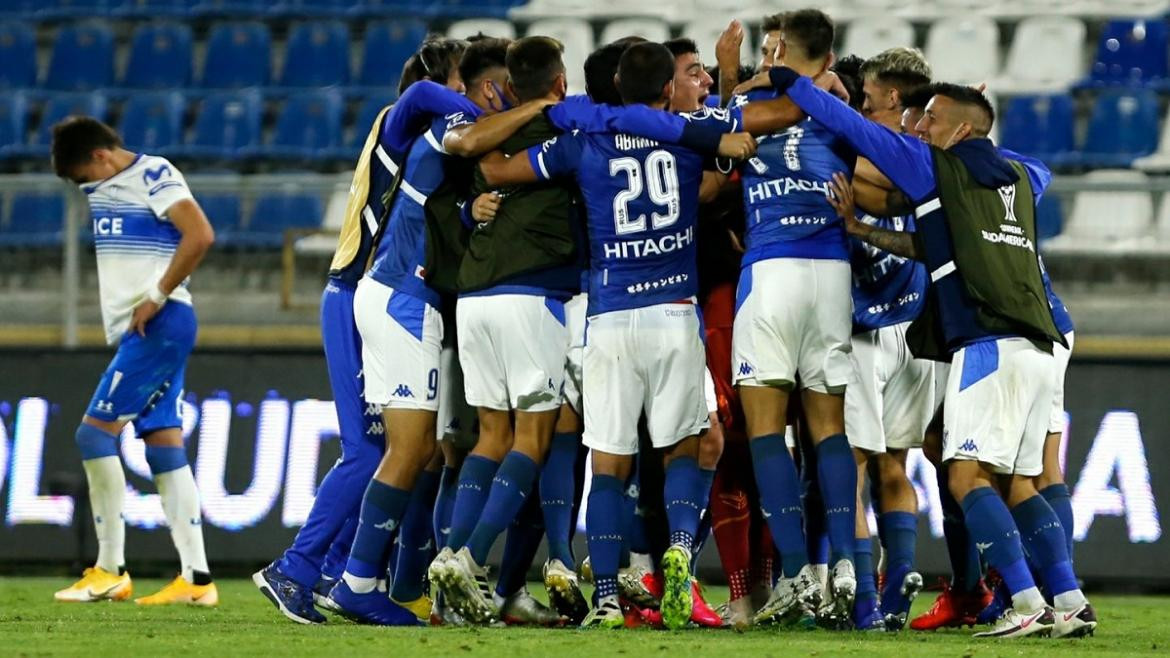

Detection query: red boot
xmin=909 ymin=579 xmax=994 ymax=631
xmin=689 ymin=580 xmax=723 ymax=628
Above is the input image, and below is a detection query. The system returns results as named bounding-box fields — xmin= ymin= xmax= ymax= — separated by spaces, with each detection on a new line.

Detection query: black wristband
xmin=769 ymin=66 xmax=801 ymax=94
xmin=679 ymin=121 xmax=724 ymax=157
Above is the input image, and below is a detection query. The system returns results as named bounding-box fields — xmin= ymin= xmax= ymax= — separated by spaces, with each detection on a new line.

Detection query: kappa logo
xmin=737 ymin=362 xmax=754 ymax=377
xmin=958 ymin=438 xmax=979 ymax=453
xmin=975 ymin=541 xmax=993 ymax=553
xmin=367 ymin=422 xmax=385 ymax=435
xmin=365 ymin=403 xmax=380 ymax=416
xmin=374 ymin=518 xmax=399 ymax=532
xmin=392 ymin=384 xmax=414 ymax=398
xmin=718 ymin=491 xmax=749 ymax=510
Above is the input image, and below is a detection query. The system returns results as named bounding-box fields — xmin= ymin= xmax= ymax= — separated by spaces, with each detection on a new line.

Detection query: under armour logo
xmin=958 ymin=439 xmax=978 ymax=453
xmin=997 ymin=185 xmax=1018 ymax=223
xmin=975 ymin=541 xmax=993 ymax=553
xmin=737 ymin=362 xmax=754 ymax=376
xmin=94 ymin=400 xmax=114 ymax=413
xmin=392 ymin=384 xmax=414 ymax=398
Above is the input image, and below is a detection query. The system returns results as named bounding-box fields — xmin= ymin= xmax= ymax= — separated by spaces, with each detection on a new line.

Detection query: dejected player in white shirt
xmin=50 ymin=117 xmax=217 ymax=607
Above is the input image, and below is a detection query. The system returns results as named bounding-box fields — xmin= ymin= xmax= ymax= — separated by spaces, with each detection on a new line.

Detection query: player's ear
xmin=662 ymin=79 xmax=675 ymax=105
xmin=506 ymin=78 xmax=519 ymax=101
xmin=556 ymin=72 xmax=567 ymax=99
xmin=888 ymin=87 xmax=901 ymax=111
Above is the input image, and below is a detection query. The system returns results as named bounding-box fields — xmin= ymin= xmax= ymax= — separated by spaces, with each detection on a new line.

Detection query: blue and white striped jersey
xmin=80 ymin=154 xmax=195 ymax=344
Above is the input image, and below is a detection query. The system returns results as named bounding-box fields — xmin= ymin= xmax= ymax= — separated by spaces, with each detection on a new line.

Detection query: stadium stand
xmin=0 ymin=22 xmax=37 ymax=89
xmin=119 ymin=91 xmax=186 ymax=153
xmin=1048 ymin=169 xmax=1155 ymax=253
xmin=0 ymin=5 xmax=1168 ymax=250
xmin=122 ymin=22 xmax=193 ymax=89
xmin=236 ymin=191 xmax=324 ymax=247
xmin=0 ymin=193 xmax=65 ymax=247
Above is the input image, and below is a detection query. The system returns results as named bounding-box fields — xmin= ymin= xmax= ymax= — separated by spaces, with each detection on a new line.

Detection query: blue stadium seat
xmin=237 ymin=192 xmax=323 ymax=247
xmin=348 ymin=0 xmax=431 ymax=17
xmin=245 ymin=90 xmax=343 ymax=161
xmin=1036 ymin=194 xmax=1063 ymax=242
xmin=0 ymin=193 xmax=65 ymax=248
xmin=169 ymin=90 xmax=262 ymax=160
xmin=120 ymin=92 xmax=186 ymax=153
xmin=279 ymin=22 xmax=350 ymax=88
xmin=1071 ymin=89 xmax=1160 ymax=169
xmin=36 ymin=0 xmax=109 ymax=20
xmin=196 ymin=194 xmax=242 ymax=241
xmin=45 ymin=22 xmax=115 ymax=91
xmin=201 ymin=22 xmax=271 ymax=89
xmin=430 ymin=0 xmax=518 ymax=19
xmin=123 ymin=23 xmax=193 ymax=89
xmin=13 ymin=92 xmax=108 ymax=159
xmin=191 ymin=0 xmax=265 ymax=16
xmin=1084 ymin=19 xmax=1169 ymax=89
xmin=355 ymin=20 xmax=427 ymax=93
xmin=0 ymin=91 xmax=29 ymax=159
xmin=268 ymin=0 xmax=351 ymax=16
xmin=111 ymin=0 xmax=198 ymax=17
xmin=0 ymin=1 xmax=39 ymax=20
xmin=0 ymin=22 xmax=36 ymax=89
xmin=999 ymin=94 xmax=1075 ymax=167
xmin=350 ymin=93 xmax=395 ymax=148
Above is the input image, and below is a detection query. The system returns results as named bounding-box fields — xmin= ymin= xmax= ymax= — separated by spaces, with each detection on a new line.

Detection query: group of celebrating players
xmin=49 ymin=5 xmax=1097 ymax=641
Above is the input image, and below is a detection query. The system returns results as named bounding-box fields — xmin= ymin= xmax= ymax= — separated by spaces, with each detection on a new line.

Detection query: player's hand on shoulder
xmin=472 ymin=192 xmax=502 ymax=223
xmin=826 ymin=171 xmax=860 ymax=232
xmin=814 ymin=71 xmax=850 ymax=105
xmin=717 ymin=132 xmax=757 ymax=160
xmin=128 ymin=299 xmax=163 ymax=337
xmin=732 ymin=70 xmax=771 ymax=97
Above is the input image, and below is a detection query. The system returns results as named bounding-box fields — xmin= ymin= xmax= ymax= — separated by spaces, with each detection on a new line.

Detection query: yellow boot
xmin=54 ymin=567 xmax=133 ymax=602
xmin=135 ymin=574 xmax=218 ymax=606
xmin=392 ymin=594 xmax=434 ymax=623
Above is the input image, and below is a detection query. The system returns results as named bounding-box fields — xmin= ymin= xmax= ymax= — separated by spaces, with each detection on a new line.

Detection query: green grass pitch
xmin=2 ymin=577 xmax=1166 ymax=656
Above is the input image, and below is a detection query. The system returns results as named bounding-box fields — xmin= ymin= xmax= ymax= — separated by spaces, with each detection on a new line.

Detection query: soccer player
xmin=51 ymin=117 xmax=216 ymax=606
xmin=481 ymin=42 xmax=756 ymax=629
xmin=720 ymin=10 xmax=862 ymax=627
xmin=328 ymin=37 xmax=525 ymax=626
xmin=780 ymin=70 xmax=1096 ymax=638
xmin=429 ymin=35 xmax=585 ymax=626
xmin=845 ymin=48 xmax=935 ymax=632
xmin=252 ymin=38 xmax=472 ymax=625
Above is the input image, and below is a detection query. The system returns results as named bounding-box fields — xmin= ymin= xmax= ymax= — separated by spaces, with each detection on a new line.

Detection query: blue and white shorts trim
xmin=86 ymin=301 xmax=195 ymax=435
xmin=354 ymin=277 xmax=442 ymax=411
xmin=942 ymin=337 xmax=1054 ymax=477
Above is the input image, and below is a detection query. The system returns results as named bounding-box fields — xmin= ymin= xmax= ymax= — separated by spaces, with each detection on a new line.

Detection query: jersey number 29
xmin=610 ymin=151 xmax=680 ymax=235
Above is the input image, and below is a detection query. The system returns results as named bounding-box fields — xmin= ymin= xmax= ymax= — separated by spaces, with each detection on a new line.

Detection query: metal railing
xmin=1 ymin=170 xmax=1168 ymax=347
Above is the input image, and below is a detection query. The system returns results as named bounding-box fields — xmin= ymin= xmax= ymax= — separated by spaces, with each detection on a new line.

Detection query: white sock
xmin=156 ymin=465 xmax=210 ymax=582
xmin=82 ymin=456 xmax=125 ymax=574
xmin=814 ymin=563 xmax=829 ymax=585
xmin=1054 ymin=589 xmax=1087 ymax=611
xmin=1011 ymin=586 xmax=1047 ymax=614
xmin=342 ymin=572 xmax=378 ymax=594
xmin=630 ymin=552 xmax=654 ymax=572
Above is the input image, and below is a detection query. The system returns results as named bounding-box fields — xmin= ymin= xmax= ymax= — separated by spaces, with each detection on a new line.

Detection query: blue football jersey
xmin=1039 ymin=256 xmax=1074 ymax=335
xmin=367 ymin=110 xmax=474 ymax=307
xmin=731 ymin=89 xmax=856 ymax=265
xmin=527 ymin=108 xmax=740 ymax=315
xmin=849 ymin=212 xmax=928 ymax=333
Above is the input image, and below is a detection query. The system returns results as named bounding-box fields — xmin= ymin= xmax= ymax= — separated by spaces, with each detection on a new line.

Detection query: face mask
xmin=490 ymin=81 xmax=513 ymax=112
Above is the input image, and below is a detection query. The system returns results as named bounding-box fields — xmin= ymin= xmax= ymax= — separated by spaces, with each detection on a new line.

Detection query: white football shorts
xmin=1048 ymin=331 xmax=1074 ymax=434
xmin=733 ymin=258 xmax=854 ymax=393
xmin=561 ymin=292 xmax=587 ymax=414
xmin=942 ymin=337 xmax=1055 ymax=477
xmin=845 ymin=321 xmax=935 ymax=453
xmin=582 ymin=301 xmax=710 ymax=455
xmin=354 ymin=277 xmax=442 ymax=411
xmin=457 ymin=294 xmax=568 ymax=413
